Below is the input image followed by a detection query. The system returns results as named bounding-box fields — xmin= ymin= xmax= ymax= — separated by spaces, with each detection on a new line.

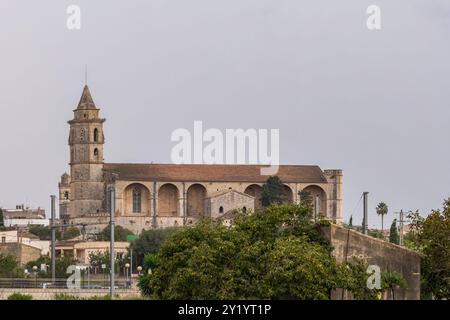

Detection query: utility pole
xmin=362 ymin=192 xmax=369 ymax=235
xmin=399 ymin=210 xmax=404 ymax=246
xmin=108 ymin=184 xmax=115 ymax=299
xmin=50 ymin=195 xmax=56 ymax=284
xmin=394 ymin=210 xmax=407 ymax=246
xmin=130 ymin=248 xmax=133 ymax=278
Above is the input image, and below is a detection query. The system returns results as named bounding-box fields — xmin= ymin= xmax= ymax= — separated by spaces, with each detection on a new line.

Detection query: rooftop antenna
xmin=85 ymin=64 xmax=88 ymax=85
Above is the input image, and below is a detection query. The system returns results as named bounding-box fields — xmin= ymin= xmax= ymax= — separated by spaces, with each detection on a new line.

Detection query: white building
xmin=2 ymin=205 xmax=49 ymax=227
xmin=0 ymin=230 xmax=50 ymax=255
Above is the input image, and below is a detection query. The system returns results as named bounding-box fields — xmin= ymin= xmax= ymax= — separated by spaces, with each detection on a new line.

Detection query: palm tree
xmin=376 ymin=202 xmax=388 ymax=233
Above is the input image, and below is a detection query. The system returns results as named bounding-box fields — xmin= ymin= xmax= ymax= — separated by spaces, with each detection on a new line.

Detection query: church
xmin=58 ymin=85 xmax=343 ymax=235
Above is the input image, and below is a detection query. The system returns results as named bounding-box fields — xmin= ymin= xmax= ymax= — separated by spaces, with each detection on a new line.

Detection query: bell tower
xmin=68 ymin=85 xmax=106 ymax=217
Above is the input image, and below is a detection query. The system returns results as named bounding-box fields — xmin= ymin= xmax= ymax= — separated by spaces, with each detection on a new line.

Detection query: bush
xmin=28 ymin=225 xmax=61 ymax=240
xmin=137 ymin=274 xmax=153 ymax=297
xmin=54 ymin=293 xmax=111 ymax=300
xmin=0 ymin=254 xmax=24 ymax=278
xmin=54 ymin=293 xmax=80 ymax=300
xmin=87 ymin=295 xmax=111 ymax=300
xmin=98 ymin=225 xmax=134 ymax=242
xmin=368 ymin=229 xmax=384 ymax=240
xmin=143 ymin=253 xmax=159 ymax=271
xmin=7 ymin=292 xmax=33 ymax=300
xmin=61 ymin=227 xmax=81 ymax=240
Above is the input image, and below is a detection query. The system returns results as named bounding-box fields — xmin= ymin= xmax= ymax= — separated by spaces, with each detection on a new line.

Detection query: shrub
xmin=7 ymin=292 xmax=33 ymax=300
xmin=54 ymin=293 xmax=80 ymax=300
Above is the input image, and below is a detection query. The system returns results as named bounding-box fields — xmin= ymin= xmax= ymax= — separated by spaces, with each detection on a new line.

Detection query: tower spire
xmin=77 ymin=85 xmax=96 ymax=110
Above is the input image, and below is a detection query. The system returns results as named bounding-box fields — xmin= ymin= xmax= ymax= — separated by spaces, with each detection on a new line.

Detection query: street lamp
xmin=32 ymin=265 xmax=38 ymax=288
xmin=137 ymin=266 xmax=142 ymax=275
xmin=125 ymin=263 xmax=130 ymax=288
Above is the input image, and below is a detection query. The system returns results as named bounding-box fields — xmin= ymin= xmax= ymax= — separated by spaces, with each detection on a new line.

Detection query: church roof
xmin=206 ymin=189 xmax=255 ymax=199
xmin=103 ymin=163 xmax=328 ymax=183
xmin=76 ymin=85 xmax=96 ymax=110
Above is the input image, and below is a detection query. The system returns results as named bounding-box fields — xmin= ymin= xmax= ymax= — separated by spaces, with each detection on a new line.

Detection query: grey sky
xmin=0 ymin=0 xmax=449 ymax=228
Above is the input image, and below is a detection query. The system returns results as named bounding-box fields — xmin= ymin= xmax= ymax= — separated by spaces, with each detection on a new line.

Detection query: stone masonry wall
xmin=321 ymin=224 xmax=421 ymax=300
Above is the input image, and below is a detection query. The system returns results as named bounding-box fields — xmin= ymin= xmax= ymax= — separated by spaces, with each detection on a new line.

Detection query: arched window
xmin=94 ymin=148 xmax=99 ymax=161
xmin=64 ymin=191 xmax=69 ymax=200
xmin=132 ymin=188 xmax=141 ymax=213
xmin=94 ymin=128 xmax=99 ymax=142
xmin=219 ymin=206 xmax=224 ymax=214
xmin=242 ymin=206 xmax=247 ymax=213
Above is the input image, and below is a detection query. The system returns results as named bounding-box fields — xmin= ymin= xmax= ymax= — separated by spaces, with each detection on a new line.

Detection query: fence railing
xmin=0 ymin=278 xmax=133 ymax=290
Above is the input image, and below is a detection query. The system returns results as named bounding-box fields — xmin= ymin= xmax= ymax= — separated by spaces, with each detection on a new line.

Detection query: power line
xmin=349 ymin=193 xmax=363 ymax=221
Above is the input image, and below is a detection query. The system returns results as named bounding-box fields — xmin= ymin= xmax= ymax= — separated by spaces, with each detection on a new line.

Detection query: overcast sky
xmin=0 ymin=0 xmax=449 ymax=227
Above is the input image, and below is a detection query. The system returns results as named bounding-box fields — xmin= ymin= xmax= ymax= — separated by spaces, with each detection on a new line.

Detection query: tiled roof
xmin=103 ymin=163 xmax=328 ymax=183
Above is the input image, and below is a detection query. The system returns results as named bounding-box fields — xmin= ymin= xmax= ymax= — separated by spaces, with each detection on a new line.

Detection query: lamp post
xmin=137 ymin=266 xmax=142 ymax=276
xmin=125 ymin=263 xmax=130 ymax=288
xmin=32 ymin=265 xmax=38 ymax=288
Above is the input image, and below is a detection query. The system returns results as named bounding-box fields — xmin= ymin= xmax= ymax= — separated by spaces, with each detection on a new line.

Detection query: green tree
xmin=130 ymin=227 xmax=179 ymax=266
xmin=144 ymin=204 xmax=349 ymax=299
xmin=29 ymin=225 xmax=61 ymax=241
xmin=389 ymin=219 xmax=399 ymax=244
xmin=261 ymin=176 xmax=285 ymax=207
xmin=0 ymin=208 xmax=4 ymax=228
xmin=376 ymin=202 xmax=388 ymax=233
xmin=88 ymin=251 xmax=110 ymax=269
xmin=87 ymin=251 xmax=126 ymax=275
xmin=137 ymin=253 xmax=160 ymax=297
xmin=25 ymin=255 xmax=50 ymax=277
xmin=61 ymin=226 xmax=81 ymax=240
xmin=368 ymin=229 xmax=384 ymax=239
xmin=407 ymin=200 xmax=450 ymax=299
xmin=344 ymin=258 xmax=379 ymax=300
xmin=298 ymin=190 xmax=313 ymax=209
xmin=56 ymin=256 xmax=76 ymax=279
xmin=264 ymin=236 xmax=345 ymax=299
xmin=381 ymin=271 xmax=407 ymax=300
xmin=98 ymin=225 xmax=134 ymax=242
xmin=26 ymin=255 xmax=78 ymax=278
xmin=0 ymin=254 xmax=23 ymax=278
xmin=143 ymin=253 xmax=159 ymax=271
